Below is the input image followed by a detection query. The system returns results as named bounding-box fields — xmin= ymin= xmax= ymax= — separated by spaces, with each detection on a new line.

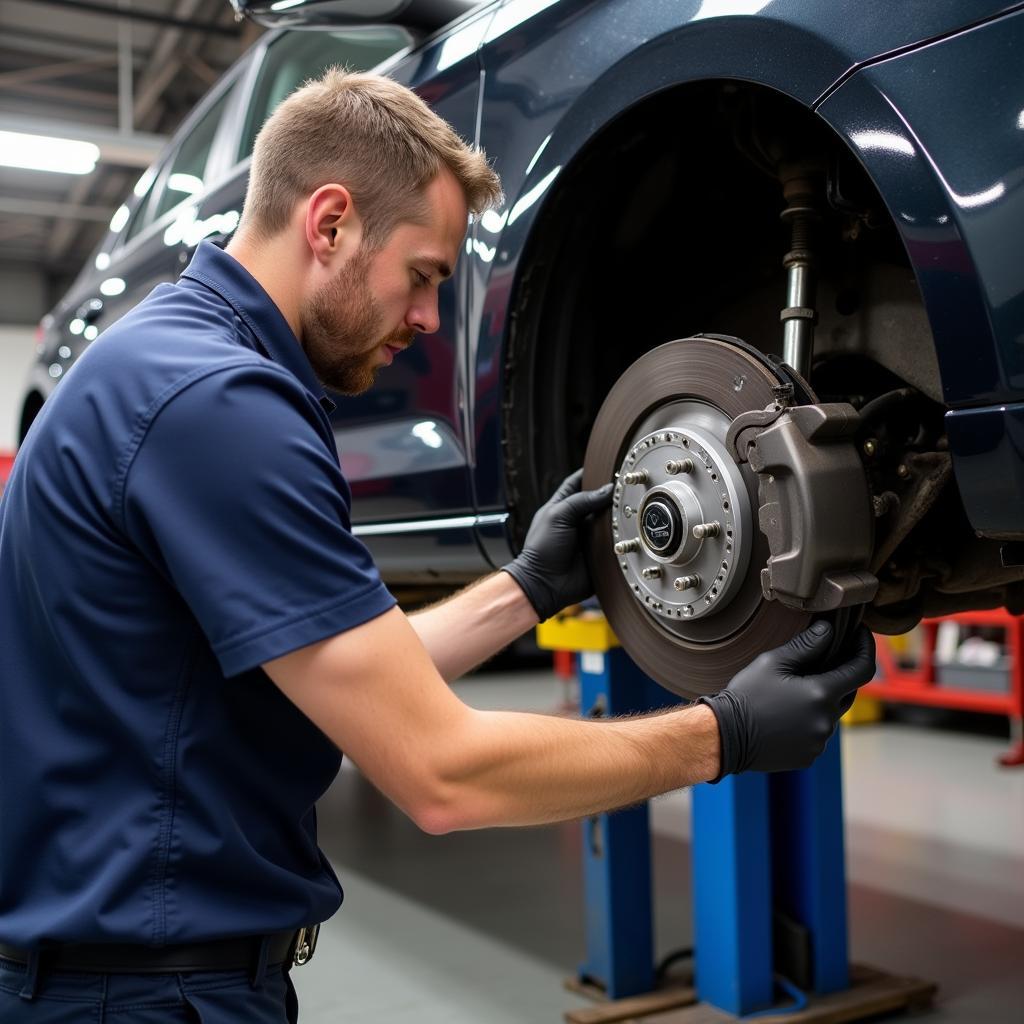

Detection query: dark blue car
xmin=19 ymin=0 xmax=1024 ymax=691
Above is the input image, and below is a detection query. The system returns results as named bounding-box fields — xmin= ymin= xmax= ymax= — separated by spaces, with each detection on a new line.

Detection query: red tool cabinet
xmin=865 ymin=610 xmax=1024 ymax=766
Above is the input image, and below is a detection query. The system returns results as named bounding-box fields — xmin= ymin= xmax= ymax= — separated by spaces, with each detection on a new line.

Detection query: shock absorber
xmin=779 ymin=169 xmax=819 ymax=381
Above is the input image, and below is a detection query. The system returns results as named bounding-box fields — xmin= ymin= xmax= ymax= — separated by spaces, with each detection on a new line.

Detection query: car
xmin=18 ymin=0 xmax=1024 ymax=696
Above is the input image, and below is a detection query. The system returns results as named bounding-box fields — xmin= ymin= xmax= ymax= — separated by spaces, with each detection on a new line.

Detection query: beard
xmin=299 ymin=247 xmax=414 ymax=396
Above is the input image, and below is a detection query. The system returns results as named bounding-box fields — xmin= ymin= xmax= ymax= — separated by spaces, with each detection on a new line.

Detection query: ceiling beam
xmin=132 ymin=0 xmax=212 ymax=128
xmin=0 ymin=29 xmax=148 ymax=64
xmin=0 ymin=56 xmax=116 ymax=88
xmin=31 ymin=0 xmax=241 ymax=38
xmin=0 ymin=195 xmax=115 ymax=222
xmin=0 ymin=112 xmax=166 ymax=167
xmin=2 ymin=80 xmax=118 ymax=108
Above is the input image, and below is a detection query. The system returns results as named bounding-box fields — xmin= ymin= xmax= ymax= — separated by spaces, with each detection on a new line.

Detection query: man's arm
xmin=410 ymin=470 xmax=613 ymax=681
xmin=408 ymin=572 xmax=538 ymax=682
xmin=264 ymin=605 xmax=720 ymax=834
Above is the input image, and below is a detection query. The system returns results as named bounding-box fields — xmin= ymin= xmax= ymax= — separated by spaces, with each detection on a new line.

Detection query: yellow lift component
xmin=535 ymin=609 xmax=620 ymax=653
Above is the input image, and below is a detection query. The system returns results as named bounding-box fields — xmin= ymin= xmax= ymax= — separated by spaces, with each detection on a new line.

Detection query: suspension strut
xmin=779 ymin=170 xmax=819 ymax=380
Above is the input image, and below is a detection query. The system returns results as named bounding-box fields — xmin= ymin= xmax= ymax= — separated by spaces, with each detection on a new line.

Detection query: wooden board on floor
xmin=639 ymin=965 xmax=936 ymax=1024
xmin=565 ymin=964 xmax=936 ymax=1024
xmin=563 ymin=977 xmax=696 ymax=1024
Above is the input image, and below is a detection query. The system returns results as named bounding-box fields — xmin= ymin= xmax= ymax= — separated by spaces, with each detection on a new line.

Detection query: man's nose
xmin=408 ymin=295 xmax=440 ymax=335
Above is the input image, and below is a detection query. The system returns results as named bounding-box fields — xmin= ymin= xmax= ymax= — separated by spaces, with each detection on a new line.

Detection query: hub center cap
xmin=639 ymin=498 xmax=680 ymax=554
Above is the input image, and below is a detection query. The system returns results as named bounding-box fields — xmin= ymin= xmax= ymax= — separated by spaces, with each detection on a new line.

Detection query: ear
xmin=304 ymin=183 xmax=363 ymax=266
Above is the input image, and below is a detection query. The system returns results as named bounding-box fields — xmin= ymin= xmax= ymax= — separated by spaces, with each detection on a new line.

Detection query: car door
xmin=328 ymin=3 xmax=501 ymax=576
xmin=196 ymin=13 xmax=499 ymax=580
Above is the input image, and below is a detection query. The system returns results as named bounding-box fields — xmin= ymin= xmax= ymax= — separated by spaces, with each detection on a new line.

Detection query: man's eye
xmin=414 ymin=270 xmax=431 ymax=287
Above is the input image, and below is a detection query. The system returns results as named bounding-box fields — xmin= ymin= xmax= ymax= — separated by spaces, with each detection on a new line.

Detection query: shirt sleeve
xmin=120 ymin=363 xmax=396 ymax=677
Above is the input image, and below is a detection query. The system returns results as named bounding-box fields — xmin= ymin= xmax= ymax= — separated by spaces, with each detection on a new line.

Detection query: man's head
xmin=236 ymin=68 xmax=502 ymax=395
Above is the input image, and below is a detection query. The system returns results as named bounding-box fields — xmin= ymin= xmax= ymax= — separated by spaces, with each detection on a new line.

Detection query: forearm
xmin=408 ymin=570 xmax=538 ymax=682
xmin=421 ymin=702 xmax=720 ymax=832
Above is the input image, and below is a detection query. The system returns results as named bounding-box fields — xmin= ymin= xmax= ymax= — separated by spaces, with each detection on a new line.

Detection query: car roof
xmin=229 ymin=0 xmax=482 ymax=34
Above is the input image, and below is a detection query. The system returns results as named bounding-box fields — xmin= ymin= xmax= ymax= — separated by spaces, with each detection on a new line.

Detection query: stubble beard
xmin=300 ymin=247 xmax=414 ymax=396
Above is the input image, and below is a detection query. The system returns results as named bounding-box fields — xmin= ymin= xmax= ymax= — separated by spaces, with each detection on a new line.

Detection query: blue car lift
xmin=537 ymin=612 xmax=935 ymax=1022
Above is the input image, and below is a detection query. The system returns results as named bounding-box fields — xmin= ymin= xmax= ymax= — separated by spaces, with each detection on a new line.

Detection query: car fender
xmin=469 ymin=0 xmax=1024 ymax=552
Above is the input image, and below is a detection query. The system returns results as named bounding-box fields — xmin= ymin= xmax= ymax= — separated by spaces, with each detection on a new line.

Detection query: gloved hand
xmin=698 ymin=621 xmax=876 ymax=779
xmin=502 ymin=469 xmax=613 ymax=621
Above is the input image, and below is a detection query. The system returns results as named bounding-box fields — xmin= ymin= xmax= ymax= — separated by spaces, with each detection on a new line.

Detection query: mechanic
xmin=0 ymin=69 xmax=875 ymax=1022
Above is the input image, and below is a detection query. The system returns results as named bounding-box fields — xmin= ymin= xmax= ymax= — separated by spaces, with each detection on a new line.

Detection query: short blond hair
xmin=241 ymin=67 xmax=502 ymax=247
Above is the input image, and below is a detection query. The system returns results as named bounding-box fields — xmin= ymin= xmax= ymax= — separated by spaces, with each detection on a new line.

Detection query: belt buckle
xmin=292 ymin=924 xmax=319 ymax=967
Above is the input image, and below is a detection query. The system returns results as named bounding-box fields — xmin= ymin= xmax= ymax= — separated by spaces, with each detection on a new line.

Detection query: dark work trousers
xmin=0 ymin=955 xmax=300 ymax=1023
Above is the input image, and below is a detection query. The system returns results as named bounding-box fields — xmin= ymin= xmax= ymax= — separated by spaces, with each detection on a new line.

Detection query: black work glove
xmin=698 ymin=621 xmax=876 ymax=779
xmin=502 ymin=469 xmax=613 ymax=621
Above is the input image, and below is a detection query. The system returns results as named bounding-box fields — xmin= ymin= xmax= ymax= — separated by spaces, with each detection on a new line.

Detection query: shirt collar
xmin=181 ymin=240 xmax=336 ymax=414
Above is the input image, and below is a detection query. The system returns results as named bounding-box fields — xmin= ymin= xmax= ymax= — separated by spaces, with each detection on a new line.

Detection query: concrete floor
xmin=298 ymin=669 xmax=1024 ymax=1023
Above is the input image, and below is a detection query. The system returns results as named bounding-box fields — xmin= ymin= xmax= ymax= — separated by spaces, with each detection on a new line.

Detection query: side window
xmin=122 ymin=165 xmax=162 ymax=244
xmin=238 ymin=28 xmax=409 ymax=161
xmin=150 ymin=87 xmax=233 ymax=224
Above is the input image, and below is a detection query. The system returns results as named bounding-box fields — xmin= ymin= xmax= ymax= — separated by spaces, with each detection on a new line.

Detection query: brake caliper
xmin=727 ymin=391 xmax=878 ymax=611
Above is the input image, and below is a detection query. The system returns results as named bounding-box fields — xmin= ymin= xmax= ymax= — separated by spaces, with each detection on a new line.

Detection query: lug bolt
xmin=673 ymin=574 xmax=700 ymax=591
xmin=665 ymin=459 xmax=694 ymax=475
xmin=897 ymin=464 xmax=910 ymax=479
xmin=692 ymin=522 xmax=721 ymax=540
xmin=622 ymin=470 xmax=649 ymax=485
xmin=863 ymin=438 xmax=878 ymax=457
xmin=614 ymin=538 xmax=640 ymax=554
xmin=641 ymin=566 xmax=662 ymax=580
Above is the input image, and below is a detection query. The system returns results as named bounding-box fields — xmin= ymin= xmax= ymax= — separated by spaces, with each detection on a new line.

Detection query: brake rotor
xmin=583 ymin=335 xmax=812 ymax=698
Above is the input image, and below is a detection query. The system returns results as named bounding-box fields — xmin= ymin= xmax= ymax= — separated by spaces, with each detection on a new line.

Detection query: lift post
xmin=538 ymin=611 xmax=935 ymax=1022
xmin=538 ymin=611 xmax=681 ymax=998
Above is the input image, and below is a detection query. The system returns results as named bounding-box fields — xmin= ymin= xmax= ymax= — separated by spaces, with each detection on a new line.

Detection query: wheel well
xmin=503 ymin=79 xmax=925 ymax=541
xmin=19 ymin=391 xmax=44 ymax=446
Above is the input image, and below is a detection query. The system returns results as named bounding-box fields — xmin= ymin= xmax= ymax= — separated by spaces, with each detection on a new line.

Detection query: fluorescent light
xmin=133 ymin=166 xmax=156 ymax=197
xmin=412 ymin=421 xmax=443 ymax=449
xmin=109 ymin=204 xmax=130 ymax=232
xmin=99 ymin=277 xmax=126 ymax=297
xmin=849 ymin=130 xmax=915 ymax=158
xmin=0 ymin=130 xmax=99 ymax=175
xmin=167 ymin=172 xmax=204 ymax=195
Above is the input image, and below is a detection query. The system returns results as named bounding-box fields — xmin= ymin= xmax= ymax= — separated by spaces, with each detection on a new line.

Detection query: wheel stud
xmin=665 ymin=459 xmax=694 ymax=475
xmin=614 ymin=539 xmax=640 ymax=554
xmin=641 ymin=566 xmax=662 ymax=580
xmin=673 ymin=574 xmax=700 ymax=591
xmin=692 ymin=521 xmax=721 ymax=540
xmin=622 ymin=470 xmax=649 ymax=485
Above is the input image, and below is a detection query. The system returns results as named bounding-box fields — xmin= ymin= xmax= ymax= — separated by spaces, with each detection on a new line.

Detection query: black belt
xmin=0 ymin=925 xmax=318 ymax=974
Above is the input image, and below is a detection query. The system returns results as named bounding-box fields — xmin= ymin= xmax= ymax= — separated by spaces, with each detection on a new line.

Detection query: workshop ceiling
xmin=0 ymin=0 xmax=263 ymax=296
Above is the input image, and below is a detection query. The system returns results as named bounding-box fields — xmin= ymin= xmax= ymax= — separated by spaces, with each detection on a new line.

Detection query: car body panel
xmin=817 ymin=8 xmax=1024 ymax=535
xmin=468 ymin=0 xmax=1024 ymax=562
xmin=20 ymin=0 xmax=1024 ymax=580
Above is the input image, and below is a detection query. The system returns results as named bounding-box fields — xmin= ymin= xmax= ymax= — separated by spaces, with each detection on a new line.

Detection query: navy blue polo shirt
xmin=0 ymin=241 xmax=396 ymax=948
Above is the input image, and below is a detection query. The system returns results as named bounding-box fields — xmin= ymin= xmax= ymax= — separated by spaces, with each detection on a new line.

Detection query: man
xmin=0 ymin=69 xmax=874 ymax=1021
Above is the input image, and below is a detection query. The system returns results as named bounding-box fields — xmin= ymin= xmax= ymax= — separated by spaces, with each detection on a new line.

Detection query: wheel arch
xmin=472 ymin=15 xmax=996 ymax=557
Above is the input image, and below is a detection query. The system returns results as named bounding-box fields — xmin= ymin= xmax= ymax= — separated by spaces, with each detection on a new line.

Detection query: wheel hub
xmin=612 ymin=422 xmax=753 ymax=624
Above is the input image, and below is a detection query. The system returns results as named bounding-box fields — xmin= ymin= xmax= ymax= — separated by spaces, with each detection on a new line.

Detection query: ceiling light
xmin=0 ymin=130 xmax=99 ymax=175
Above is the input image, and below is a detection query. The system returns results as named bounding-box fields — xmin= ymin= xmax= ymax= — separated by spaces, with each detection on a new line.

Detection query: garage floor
xmin=299 ymin=669 xmax=1024 ymax=1023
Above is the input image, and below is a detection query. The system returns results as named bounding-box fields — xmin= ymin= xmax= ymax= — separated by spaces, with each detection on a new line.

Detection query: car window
xmin=238 ymin=27 xmax=410 ymax=161
xmin=150 ymin=87 xmax=234 ymax=224
xmin=122 ymin=164 xmax=163 ymax=244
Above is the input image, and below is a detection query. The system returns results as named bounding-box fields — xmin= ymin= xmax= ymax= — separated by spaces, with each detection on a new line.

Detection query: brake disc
xmin=582 ymin=335 xmax=817 ymax=698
